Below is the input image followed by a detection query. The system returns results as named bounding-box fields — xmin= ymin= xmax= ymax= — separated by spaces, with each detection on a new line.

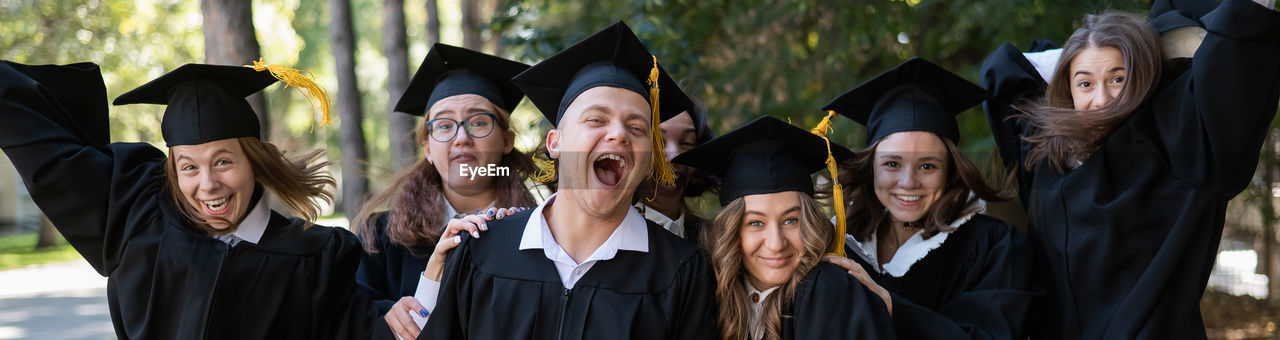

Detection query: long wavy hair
xmin=354 ymin=105 xmax=537 ymax=255
xmin=704 ymin=192 xmax=835 ymax=340
xmin=1018 ymin=11 xmax=1163 ymax=173
xmin=837 ymin=135 xmax=1011 ymax=241
xmin=164 ymin=137 xmax=336 ymax=235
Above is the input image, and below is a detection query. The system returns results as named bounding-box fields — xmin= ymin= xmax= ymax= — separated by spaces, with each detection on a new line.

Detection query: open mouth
xmin=201 ymin=195 xmax=232 ymax=215
xmin=658 ymin=173 xmax=681 ymax=191
xmin=593 ymin=154 xmax=627 ymax=187
xmin=894 ymin=194 xmax=921 ymax=207
xmin=895 ymin=194 xmax=921 ymax=202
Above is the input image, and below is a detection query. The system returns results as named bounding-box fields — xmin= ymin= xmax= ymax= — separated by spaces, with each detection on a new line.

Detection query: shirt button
xmin=751 ymin=292 xmax=760 ymax=304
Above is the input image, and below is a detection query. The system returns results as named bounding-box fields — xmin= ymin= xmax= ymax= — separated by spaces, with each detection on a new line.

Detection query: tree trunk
xmin=34 ymin=213 xmax=58 ymax=249
xmin=384 ymin=0 xmax=416 ymax=171
xmin=200 ymin=0 xmax=269 ymax=140
xmin=426 ymin=0 xmax=441 ymax=46
xmin=330 ymin=0 xmax=370 ymax=222
xmin=461 ymin=0 xmax=483 ymax=50
xmin=486 ymin=0 xmax=504 ymax=55
xmin=1266 ymin=128 xmax=1280 ymax=304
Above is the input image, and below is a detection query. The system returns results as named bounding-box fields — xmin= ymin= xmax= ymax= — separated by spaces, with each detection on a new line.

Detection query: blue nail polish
xmin=419 ymin=310 xmax=429 ymax=317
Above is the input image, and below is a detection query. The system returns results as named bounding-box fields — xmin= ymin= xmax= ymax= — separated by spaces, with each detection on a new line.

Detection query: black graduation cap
xmin=394 ymin=43 xmax=530 ymax=115
xmin=113 ymin=63 xmax=278 ymax=147
xmin=510 ymin=21 xmax=691 ymax=126
xmin=673 ymin=116 xmax=854 ymax=206
xmin=822 ymin=57 xmax=988 ymax=146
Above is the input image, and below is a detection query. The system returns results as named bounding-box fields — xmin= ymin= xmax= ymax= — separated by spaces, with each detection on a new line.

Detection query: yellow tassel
xmin=811 ymin=110 xmax=838 ymax=138
xmin=646 ymin=55 xmax=676 ymax=196
xmin=246 ymin=58 xmax=334 ymax=131
xmin=531 ymin=153 xmax=556 ymax=183
xmin=825 ymin=148 xmax=848 ymax=257
xmin=812 ymin=110 xmax=846 ymax=257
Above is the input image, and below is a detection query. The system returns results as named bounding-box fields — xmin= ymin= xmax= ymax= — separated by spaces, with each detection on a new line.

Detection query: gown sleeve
xmin=979 ymin=43 xmax=1048 ymax=203
xmin=668 ymin=251 xmax=719 ymax=339
xmin=1151 ymin=0 xmax=1280 ymax=194
xmin=790 ymin=262 xmax=896 ymax=339
xmin=0 ymin=61 xmax=166 ymax=276
xmin=355 ymin=214 xmax=399 ymax=313
xmin=312 ymin=228 xmax=381 ymax=339
xmin=887 ymin=221 xmax=1038 ymax=340
xmin=418 ymin=233 xmax=476 ymax=340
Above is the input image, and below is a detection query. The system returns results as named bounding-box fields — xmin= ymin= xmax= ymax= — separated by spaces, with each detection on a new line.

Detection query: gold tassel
xmin=646 ymin=55 xmax=676 ymax=194
xmin=812 ymin=110 xmax=847 ymax=257
xmin=531 ymin=153 xmax=556 ymax=183
xmin=246 ymin=58 xmax=334 ymax=131
xmin=811 ymin=110 xmax=837 ymax=137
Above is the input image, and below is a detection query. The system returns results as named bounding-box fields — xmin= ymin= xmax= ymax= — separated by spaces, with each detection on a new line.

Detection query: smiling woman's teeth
xmin=596 ymin=154 xmax=626 ymax=168
xmin=202 ymin=197 xmax=229 ymax=211
xmin=896 ymin=195 xmax=921 ymax=202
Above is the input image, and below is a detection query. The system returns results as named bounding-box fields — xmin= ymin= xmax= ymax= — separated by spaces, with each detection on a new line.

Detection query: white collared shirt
xmin=744 ymin=277 xmax=780 ymax=340
xmin=635 ymin=203 xmax=685 ymax=238
xmin=844 ymin=200 xmax=986 ymax=277
xmin=443 ymin=198 xmax=497 ymax=220
xmin=520 ymin=193 xmax=650 ymax=289
xmin=411 ymin=193 xmax=649 ymax=329
xmin=213 ymin=196 xmax=270 ymax=246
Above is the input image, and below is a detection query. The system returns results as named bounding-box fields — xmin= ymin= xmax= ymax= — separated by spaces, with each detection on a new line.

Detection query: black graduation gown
xmin=847 ymin=214 xmax=1036 ymax=339
xmin=980 ymin=0 xmax=1280 ymax=338
xmin=355 ymin=213 xmax=434 ymax=314
xmin=0 ymin=61 xmax=377 ymax=339
xmin=419 ymin=209 xmax=718 ymax=339
xmin=780 ymin=262 xmax=897 ymax=339
xmin=683 ymin=213 xmax=706 ymax=247
xmin=355 ymin=212 xmax=436 ymax=339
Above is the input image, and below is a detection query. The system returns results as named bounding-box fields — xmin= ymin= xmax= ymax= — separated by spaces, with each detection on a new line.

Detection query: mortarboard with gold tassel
xmin=113 ymin=59 xmax=333 ymax=146
xmin=511 ymin=21 xmax=692 ymax=189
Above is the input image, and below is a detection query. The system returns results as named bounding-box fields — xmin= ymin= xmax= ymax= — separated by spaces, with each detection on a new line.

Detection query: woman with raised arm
xmin=0 ymin=60 xmax=377 ymax=339
xmin=981 ymin=0 xmax=1280 ymax=337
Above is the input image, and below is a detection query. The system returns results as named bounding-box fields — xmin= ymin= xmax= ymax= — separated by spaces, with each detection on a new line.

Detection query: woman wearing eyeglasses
xmin=352 ymin=43 xmax=539 ymax=340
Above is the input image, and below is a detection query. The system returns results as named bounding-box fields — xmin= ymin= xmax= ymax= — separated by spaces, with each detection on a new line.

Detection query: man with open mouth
xmin=419 ymin=21 xmax=717 ymax=339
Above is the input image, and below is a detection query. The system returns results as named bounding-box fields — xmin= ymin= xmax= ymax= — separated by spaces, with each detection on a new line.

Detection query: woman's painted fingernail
xmin=471 ymin=231 xmax=480 ymax=238
xmin=420 ymin=310 xmax=429 ymax=317
xmin=452 ymin=236 xmax=461 ymax=244
xmin=497 ymin=212 xmax=504 ymax=219
xmin=480 ymin=223 xmax=488 ymax=231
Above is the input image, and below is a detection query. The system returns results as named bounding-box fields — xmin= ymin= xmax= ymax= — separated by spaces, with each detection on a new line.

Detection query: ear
xmin=502 ymin=129 xmax=515 ymax=154
xmin=421 ymin=141 xmax=433 ymax=164
xmin=546 ymin=129 xmax=561 ymax=159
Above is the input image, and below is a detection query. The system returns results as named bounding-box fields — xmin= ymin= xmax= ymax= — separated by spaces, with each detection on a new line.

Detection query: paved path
xmin=0 ymin=261 xmax=113 ymax=340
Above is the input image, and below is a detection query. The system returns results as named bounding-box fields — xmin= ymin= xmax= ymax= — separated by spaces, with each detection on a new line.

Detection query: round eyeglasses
xmin=425 ymin=113 xmax=497 ymax=143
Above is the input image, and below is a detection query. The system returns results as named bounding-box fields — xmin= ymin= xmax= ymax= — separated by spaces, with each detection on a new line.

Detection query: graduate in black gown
xmin=351 ymin=43 xmax=537 ymax=340
xmin=419 ymin=21 xmax=717 ymax=339
xmin=674 ymin=115 xmax=894 ymax=340
xmin=980 ymin=0 xmax=1280 ymax=338
xmin=633 ymin=95 xmax=718 ymax=246
xmin=814 ymin=57 xmax=1037 ymax=339
xmin=0 ymin=61 xmax=378 ymax=339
